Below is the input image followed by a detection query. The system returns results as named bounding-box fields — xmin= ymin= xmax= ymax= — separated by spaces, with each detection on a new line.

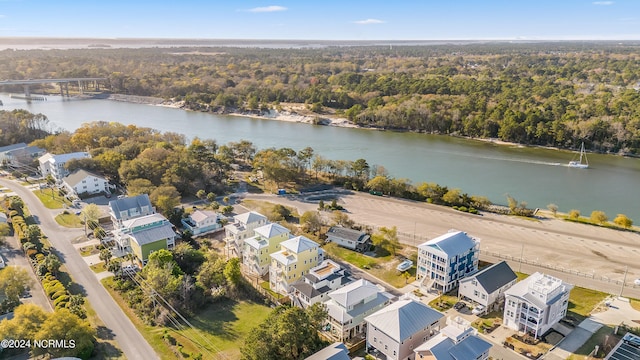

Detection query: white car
xmin=472 ymin=305 xmax=485 ymax=316
xmin=634 ymin=278 xmax=640 ymax=286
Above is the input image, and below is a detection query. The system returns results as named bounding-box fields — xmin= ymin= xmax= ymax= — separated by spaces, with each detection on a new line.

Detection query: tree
xmin=206 ymin=192 xmax=217 ymax=203
xmin=590 ymin=210 xmax=608 ymax=225
xmin=107 ymin=257 xmax=123 ymax=274
xmin=300 ymin=211 xmax=323 ymax=234
xmin=241 ymin=306 xmax=327 ymax=360
xmin=99 ymin=248 xmax=113 ymax=265
xmin=317 ymin=199 xmax=325 ymax=211
xmin=443 ymin=188 xmax=462 ymax=205
xmin=172 ymin=243 xmax=205 ymax=276
xmin=351 ymin=158 xmax=370 ymax=180
xmin=81 ymin=203 xmax=102 ymax=236
xmin=366 ymin=176 xmax=390 ymax=194
xmin=0 ymin=266 xmax=32 ymax=302
xmin=43 ymin=253 xmax=62 ymax=275
xmin=196 ymin=254 xmax=227 ymax=292
xmin=402 ymin=271 xmax=411 ymax=284
xmin=26 ymin=224 xmax=43 ymax=244
xmin=224 ymin=257 xmax=242 ymax=288
xmin=568 ymin=209 xmax=581 ymax=219
xmin=297 ymin=146 xmax=314 ymax=172
xmin=126 ymin=178 xmax=156 ymax=196
xmin=372 ymin=226 xmax=400 ymax=256
xmin=149 ymin=185 xmax=181 ymax=215
xmin=547 ymin=203 xmax=558 ymax=217
xmin=68 ymin=294 xmax=87 ymax=319
xmin=331 ymin=210 xmax=354 ymax=228
xmin=196 ymin=189 xmax=206 ymax=200
xmin=33 ymin=308 xmax=96 ymax=359
xmin=613 ymin=214 xmax=633 ymax=228
xmin=0 ymin=303 xmax=48 ymax=341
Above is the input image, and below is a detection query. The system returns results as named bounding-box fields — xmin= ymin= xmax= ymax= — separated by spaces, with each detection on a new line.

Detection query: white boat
xmin=568 ymin=142 xmax=589 ymax=169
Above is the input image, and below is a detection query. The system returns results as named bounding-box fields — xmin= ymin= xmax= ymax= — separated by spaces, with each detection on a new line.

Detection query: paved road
xmin=241 ymin=190 xmax=640 ymax=297
xmin=0 ymin=179 xmax=158 ymax=360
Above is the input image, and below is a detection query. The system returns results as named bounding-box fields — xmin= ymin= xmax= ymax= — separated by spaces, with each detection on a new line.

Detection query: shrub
xmin=26 ymin=249 xmax=38 ymax=258
xmin=458 ymin=206 xmax=468 ymax=212
xmin=51 ymin=290 xmax=67 ymax=300
xmin=35 ymin=253 xmax=45 ymax=262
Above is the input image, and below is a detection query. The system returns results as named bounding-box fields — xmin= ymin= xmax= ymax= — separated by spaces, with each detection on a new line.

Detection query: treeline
xmin=0 ymin=110 xmax=51 ymax=146
xmin=2 ymin=43 xmax=640 ymax=153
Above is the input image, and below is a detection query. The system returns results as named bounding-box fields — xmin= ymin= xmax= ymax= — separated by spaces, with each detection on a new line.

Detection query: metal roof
xmin=190 ymin=209 xmax=218 ymax=223
xmin=109 ymin=194 xmax=152 ymax=220
xmin=234 ymin=211 xmax=266 ymax=225
xmin=0 ymin=143 xmax=27 ymax=153
xmin=329 ymin=279 xmax=380 ymax=308
xmin=128 ymin=222 xmax=176 ymax=246
xmin=254 ymin=223 xmax=290 ymax=239
xmin=281 ymin=236 xmax=318 ymax=254
xmin=305 ymin=342 xmax=350 ymax=360
xmin=365 ymin=299 xmax=444 ymax=342
xmin=418 ymin=230 xmax=478 ymax=257
xmin=327 ymin=226 xmax=368 ymax=242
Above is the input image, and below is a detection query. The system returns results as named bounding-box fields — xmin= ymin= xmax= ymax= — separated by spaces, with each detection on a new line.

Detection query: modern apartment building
xmin=224 ymin=211 xmax=268 ymax=257
xmin=269 ymin=235 xmax=324 ymax=295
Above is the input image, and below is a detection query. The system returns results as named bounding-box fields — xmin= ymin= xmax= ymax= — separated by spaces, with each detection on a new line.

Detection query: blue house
xmin=416 ymin=230 xmax=480 ymax=293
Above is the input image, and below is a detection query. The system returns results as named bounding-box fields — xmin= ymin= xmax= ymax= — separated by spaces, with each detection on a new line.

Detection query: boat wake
xmin=436 ymin=150 xmax=563 ymax=166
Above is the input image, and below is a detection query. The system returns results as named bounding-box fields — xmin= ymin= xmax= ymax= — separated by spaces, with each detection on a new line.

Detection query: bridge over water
xmin=0 ymin=77 xmax=107 ymax=99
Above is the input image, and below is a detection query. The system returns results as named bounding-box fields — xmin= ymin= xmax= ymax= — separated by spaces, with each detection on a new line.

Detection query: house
xmin=326 ymin=226 xmax=372 ymax=252
xmin=323 ymin=279 xmax=393 ymax=342
xmin=0 ymin=143 xmax=28 ymax=164
xmin=109 ymin=194 xmax=155 ymax=228
xmin=112 ymin=213 xmax=176 ymax=266
xmin=61 ymin=169 xmax=111 ymax=198
xmin=181 ymin=209 xmax=224 ymax=236
xmin=269 ymin=235 xmax=324 ymax=295
xmin=38 ymin=151 xmax=91 ymax=181
xmin=290 ymin=259 xmax=355 ymax=309
xmin=243 ymin=223 xmax=291 ymax=276
xmin=459 ymin=261 xmax=517 ymax=311
xmin=503 ymin=272 xmax=573 ymax=338
xmin=414 ymin=317 xmax=492 ymax=360
xmin=4 ymin=145 xmax=46 ymax=167
xmin=365 ymin=298 xmax=445 ymax=360
xmin=416 ymin=230 xmax=479 ymax=293
xmin=224 ymin=211 xmax=268 ymax=257
xmin=305 ymin=342 xmax=350 ymax=360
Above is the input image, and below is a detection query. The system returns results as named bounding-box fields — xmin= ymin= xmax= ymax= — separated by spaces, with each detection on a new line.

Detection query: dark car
xmin=454 ymin=301 xmax=466 ymax=310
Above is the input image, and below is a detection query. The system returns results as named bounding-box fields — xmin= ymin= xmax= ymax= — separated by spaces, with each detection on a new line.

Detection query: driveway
xmin=0 ymin=178 xmax=159 ymax=360
xmin=591 ymin=297 xmax=640 ymax=326
xmin=546 ymin=318 xmax=603 ymax=360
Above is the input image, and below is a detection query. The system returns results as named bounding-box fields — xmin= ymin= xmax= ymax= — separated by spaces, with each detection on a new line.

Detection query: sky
xmin=1 ymin=0 xmax=639 ymax=40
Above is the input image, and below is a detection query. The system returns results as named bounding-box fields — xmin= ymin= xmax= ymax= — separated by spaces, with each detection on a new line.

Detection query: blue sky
xmin=1 ymin=0 xmax=639 ymax=40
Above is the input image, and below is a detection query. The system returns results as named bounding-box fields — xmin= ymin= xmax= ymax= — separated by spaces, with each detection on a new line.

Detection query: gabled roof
xmin=38 ymin=153 xmax=54 ymax=163
xmin=0 ymin=143 xmax=27 ymax=153
xmin=281 ymin=236 xmax=317 ymax=254
xmin=415 ymin=333 xmax=492 ymax=360
xmin=254 ymin=223 xmax=290 ymax=239
xmin=62 ymin=169 xmax=106 ymax=187
xmin=327 ymin=226 xmax=368 ymax=242
xmin=460 ymin=261 xmax=517 ymax=294
xmin=190 ymin=209 xmax=218 ymax=223
xmin=48 ymin=151 xmax=90 ymax=164
xmin=305 ymin=342 xmax=350 ymax=360
xmin=127 ymin=223 xmax=176 ymax=246
xmin=365 ymin=299 xmax=444 ymax=342
xmin=109 ymin=194 xmax=153 ymax=220
xmin=234 ymin=211 xmax=266 ymax=225
xmin=329 ymin=279 xmax=380 ymax=308
xmin=122 ymin=213 xmax=168 ymax=230
xmin=418 ymin=230 xmax=478 ymax=257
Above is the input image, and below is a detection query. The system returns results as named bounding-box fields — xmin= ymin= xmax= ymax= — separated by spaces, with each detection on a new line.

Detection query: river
xmin=1 ymin=93 xmax=638 ymax=220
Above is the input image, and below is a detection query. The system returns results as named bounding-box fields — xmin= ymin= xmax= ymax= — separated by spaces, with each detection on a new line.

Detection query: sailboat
xmin=568 ymin=142 xmax=589 ymax=169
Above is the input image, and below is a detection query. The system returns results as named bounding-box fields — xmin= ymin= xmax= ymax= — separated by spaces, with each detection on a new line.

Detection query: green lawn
xmin=90 ymin=262 xmax=107 ymax=273
xmin=55 ymin=212 xmax=84 ymax=227
xmin=567 ymin=287 xmax=608 ymax=322
xmin=102 ymin=278 xmax=271 ymax=360
xmin=33 ymin=189 xmax=71 ymax=209
xmin=567 ymin=326 xmax=618 ymax=360
xmin=80 ymin=245 xmax=100 ymax=257
xmin=516 ymin=272 xmax=529 ymax=281
xmin=631 ymin=298 xmax=640 ymax=312
xmin=428 ymin=294 xmax=459 ymax=311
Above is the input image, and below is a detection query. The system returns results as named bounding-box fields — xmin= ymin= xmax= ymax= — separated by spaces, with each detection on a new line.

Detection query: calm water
xmin=1 ymin=94 xmax=639 ymax=220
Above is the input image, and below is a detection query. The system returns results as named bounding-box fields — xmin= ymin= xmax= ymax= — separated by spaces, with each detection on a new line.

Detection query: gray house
xmin=326 ymin=226 xmax=372 ymax=252
xmin=458 ymin=261 xmax=517 ymax=311
xmin=109 ymin=194 xmax=155 ymax=228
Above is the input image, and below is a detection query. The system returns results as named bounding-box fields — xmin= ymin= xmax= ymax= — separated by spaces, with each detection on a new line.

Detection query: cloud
xmin=593 ymin=1 xmax=614 ymax=5
xmin=246 ymin=5 xmax=287 ymax=13
xmin=353 ymin=19 xmax=385 ymax=25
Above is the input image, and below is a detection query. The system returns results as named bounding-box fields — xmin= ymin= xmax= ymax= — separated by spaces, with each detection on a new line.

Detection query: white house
xmin=416 ymin=230 xmax=479 ymax=293
xmin=326 ymin=226 xmax=372 ymax=252
xmin=109 ymin=194 xmax=155 ymax=228
xmin=61 ymin=169 xmax=111 ymax=198
xmin=414 ymin=317 xmax=492 ymax=360
xmin=181 ymin=209 xmax=223 ymax=236
xmin=224 ymin=211 xmax=268 ymax=257
xmin=38 ymin=151 xmax=91 ymax=181
xmin=290 ymin=259 xmax=355 ymax=309
xmin=459 ymin=261 xmax=517 ymax=311
xmin=366 ymin=298 xmax=445 ymax=360
xmin=503 ymin=272 xmax=573 ymax=338
xmin=323 ymin=279 xmax=393 ymax=342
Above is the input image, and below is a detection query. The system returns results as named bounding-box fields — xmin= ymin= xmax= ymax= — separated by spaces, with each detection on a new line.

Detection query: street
xmin=0 ymin=178 xmax=158 ymax=360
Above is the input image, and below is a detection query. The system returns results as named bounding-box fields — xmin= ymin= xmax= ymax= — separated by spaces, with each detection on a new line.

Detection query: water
xmin=1 ymin=93 xmax=639 ymax=220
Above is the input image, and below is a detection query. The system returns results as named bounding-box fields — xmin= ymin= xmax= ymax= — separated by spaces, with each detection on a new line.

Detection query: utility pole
xmin=518 ymin=243 xmax=525 ymax=272
xmin=619 ymin=265 xmax=628 ymax=297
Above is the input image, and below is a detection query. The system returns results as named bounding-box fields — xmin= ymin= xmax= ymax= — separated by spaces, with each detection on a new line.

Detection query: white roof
xmin=49 ymin=151 xmax=90 ymax=163
xmin=365 ymin=299 xmax=444 ymax=342
xmin=254 ymin=223 xmax=290 ymax=239
xmin=122 ymin=213 xmax=168 ymax=229
xmin=38 ymin=152 xmax=54 ymax=163
xmin=329 ymin=279 xmax=380 ymax=308
xmin=245 ymin=236 xmax=268 ymax=250
xmin=418 ymin=230 xmax=478 ymax=257
xmin=234 ymin=211 xmax=266 ymax=225
xmin=281 ymin=235 xmax=317 ymax=254
xmin=271 ymin=250 xmax=297 ymax=266
xmin=505 ymin=272 xmax=572 ymax=308
xmin=190 ymin=209 xmax=218 ymax=223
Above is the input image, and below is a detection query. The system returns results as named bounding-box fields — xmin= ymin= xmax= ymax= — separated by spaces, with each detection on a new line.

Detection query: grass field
xmin=567 ymin=326 xmax=618 ymax=360
xmin=33 ymin=189 xmax=71 ymax=209
xmin=102 ymin=277 xmax=271 ymax=359
xmin=428 ymin=294 xmax=458 ymax=311
xmin=631 ymin=298 xmax=640 ymax=312
xmin=55 ymin=212 xmax=84 ymax=227
xmin=567 ymin=287 xmax=608 ymax=322
xmin=90 ymin=262 xmax=107 ymax=273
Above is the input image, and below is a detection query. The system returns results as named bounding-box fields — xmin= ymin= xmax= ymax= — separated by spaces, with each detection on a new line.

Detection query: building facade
xmin=326 ymin=226 xmax=372 ymax=252
xmin=109 ymin=194 xmax=155 ymax=228
xmin=503 ymin=272 xmax=573 ymax=338
xmin=269 ymin=235 xmax=324 ymax=295
xmin=243 ymin=223 xmax=291 ymax=276
xmin=416 ymin=230 xmax=479 ymax=293
xmin=459 ymin=261 xmax=517 ymax=311
xmin=290 ymin=259 xmax=355 ymax=309
xmin=61 ymin=169 xmax=111 ymax=197
xmin=414 ymin=317 xmax=492 ymax=360
xmin=181 ymin=209 xmax=223 ymax=236
xmin=224 ymin=211 xmax=268 ymax=257
xmin=113 ymin=213 xmax=176 ymax=266
xmin=38 ymin=151 xmax=91 ymax=181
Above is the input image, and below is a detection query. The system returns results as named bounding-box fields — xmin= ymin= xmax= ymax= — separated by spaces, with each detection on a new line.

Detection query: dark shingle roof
xmin=109 ymin=194 xmax=152 ymax=220
xmin=473 ymin=261 xmax=517 ymax=294
xmin=327 ymin=226 xmax=368 ymax=242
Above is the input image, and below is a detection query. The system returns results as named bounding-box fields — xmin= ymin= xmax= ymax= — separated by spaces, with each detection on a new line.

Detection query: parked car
xmin=472 ymin=305 xmax=485 ymax=315
xmin=396 ymin=259 xmax=413 ymax=272
xmin=454 ymin=301 xmax=466 ymax=310
xmin=634 ymin=278 xmax=640 ymax=286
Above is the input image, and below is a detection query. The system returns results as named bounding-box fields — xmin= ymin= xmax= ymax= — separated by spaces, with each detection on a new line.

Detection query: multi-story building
xmin=61 ymin=169 xmax=111 ymax=198
xmin=269 ymin=235 xmax=324 ymax=295
xmin=224 ymin=211 xmax=268 ymax=257
xmin=459 ymin=260 xmax=517 ymax=312
xmin=243 ymin=223 xmax=291 ymax=276
xmin=38 ymin=151 xmax=91 ymax=181
xmin=503 ymin=272 xmax=573 ymax=338
xmin=325 ymin=226 xmax=372 ymax=252
xmin=181 ymin=209 xmax=224 ymax=236
xmin=366 ymin=298 xmax=445 ymax=360
xmin=414 ymin=317 xmax=492 ymax=360
xmin=290 ymin=259 xmax=355 ymax=308
xmin=112 ymin=213 xmax=176 ymax=266
xmin=109 ymin=194 xmax=155 ymax=228
xmin=323 ymin=279 xmax=393 ymax=342
xmin=416 ymin=230 xmax=479 ymax=293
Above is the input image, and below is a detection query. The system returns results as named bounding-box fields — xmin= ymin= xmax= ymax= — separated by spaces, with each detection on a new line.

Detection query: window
xmin=374 ymin=337 xmax=377 ymax=343
xmin=474 ymin=290 xmax=479 ymax=297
